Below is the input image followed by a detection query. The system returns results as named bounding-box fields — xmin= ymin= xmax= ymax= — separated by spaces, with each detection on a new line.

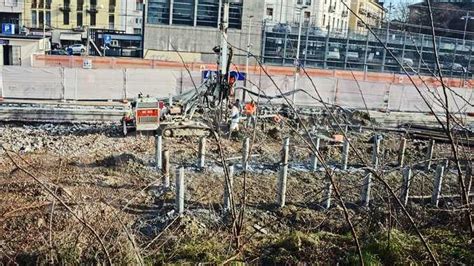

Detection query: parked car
xmin=272 ymin=23 xmax=291 ymax=34
xmin=68 ymin=44 xmax=86 ymax=55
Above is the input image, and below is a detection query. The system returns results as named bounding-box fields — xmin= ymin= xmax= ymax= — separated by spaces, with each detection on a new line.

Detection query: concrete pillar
xmin=242 ymin=137 xmax=250 ymax=172
xmin=372 ymin=135 xmax=381 ymax=170
xmin=224 ymin=164 xmax=234 ymax=212
xmin=155 ymin=134 xmax=162 ymax=170
xmin=398 ymin=137 xmax=407 ymax=167
xmin=310 ymin=137 xmax=321 ymax=172
xmin=162 ymin=150 xmax=170 ymax=188
xmin=361 ymin=172 xmax=372 ymax=207
xmin=426 ymin=140 xmax=435 ymax=171
xmin=277 ymin=138 xmax=290 ymax=208
xmin=400 ymin=167 xmax=412 ymax=206
xmin=431 ymin=165 xmax=444 ymax=207
xmin=198 ymin=137 xmax=206 ymax=169
xmin=175 ymin=166 xmax=185 ymax=214
xmin=341 ymin=138 xmax=349 ymax=170
xmin=323 ymin=176 xmax=332 ymax=209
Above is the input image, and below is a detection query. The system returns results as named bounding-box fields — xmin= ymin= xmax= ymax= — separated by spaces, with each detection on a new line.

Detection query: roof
xmin=0 ymin=34 xmax=45 ymax=40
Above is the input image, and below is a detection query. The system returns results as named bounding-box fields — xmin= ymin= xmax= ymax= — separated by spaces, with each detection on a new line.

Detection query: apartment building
xmin=348 ymin=0 xmax=384 ymax=33
xmin=263 ymin=0 xmax=351 ymax=33
xmin=21 ymin=0 xmax=142 ymax=36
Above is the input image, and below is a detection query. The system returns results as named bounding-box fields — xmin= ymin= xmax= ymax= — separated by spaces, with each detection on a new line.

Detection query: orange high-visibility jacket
xmin=244 ymin=103 xmax=256 ymax=115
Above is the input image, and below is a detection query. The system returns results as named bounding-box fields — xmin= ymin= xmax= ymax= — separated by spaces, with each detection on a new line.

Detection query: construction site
xmin=1 ymin=1 xmax=474 ymax=265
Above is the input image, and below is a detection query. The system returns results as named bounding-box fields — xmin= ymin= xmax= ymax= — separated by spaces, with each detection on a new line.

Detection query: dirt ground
xmin=0 ymin=122 xmax=472 ymax=264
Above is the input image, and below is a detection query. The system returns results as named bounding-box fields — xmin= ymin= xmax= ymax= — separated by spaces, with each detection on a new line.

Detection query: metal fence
xmin=262 ymin=23 xmax=474 ymax=79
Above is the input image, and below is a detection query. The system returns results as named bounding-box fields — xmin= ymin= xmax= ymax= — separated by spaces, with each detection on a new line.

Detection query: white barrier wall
xmin=1 ymin=66 xmax=473 ymax=114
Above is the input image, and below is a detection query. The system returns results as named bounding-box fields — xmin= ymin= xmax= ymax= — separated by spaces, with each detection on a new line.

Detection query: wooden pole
xmin=277 ymin=137 xmax=290 ymax=208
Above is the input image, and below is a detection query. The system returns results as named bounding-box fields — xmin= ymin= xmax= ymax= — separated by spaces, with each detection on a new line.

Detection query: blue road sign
xmin=104 ymin=34 xmax=112 ymax=44
xmin=2 ymin=23 xmax=15 ymax=35
xmin=201 ymin=70 xmax=246 ymax=81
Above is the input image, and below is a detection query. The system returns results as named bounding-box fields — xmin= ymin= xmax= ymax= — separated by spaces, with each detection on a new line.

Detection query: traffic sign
xmin=103 ymin=34 xmax=112 ymax=44
xmin=2 ymin=23 xmax=15 ymax=35
xmin=201 ymin=70 xmax=246 ymax=81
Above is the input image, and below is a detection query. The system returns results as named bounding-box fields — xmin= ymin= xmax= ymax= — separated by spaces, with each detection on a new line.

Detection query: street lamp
xmin=461 ymin=12 xmax=474 ymax=47
xmin=292 ymin=5 xmax=308 ymax=107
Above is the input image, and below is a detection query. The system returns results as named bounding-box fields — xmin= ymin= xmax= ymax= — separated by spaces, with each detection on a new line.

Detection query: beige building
xmin=21 ymin=0 xmax=142 ymax=35
xmin=348 ymin=0 xmax=384 ymax=33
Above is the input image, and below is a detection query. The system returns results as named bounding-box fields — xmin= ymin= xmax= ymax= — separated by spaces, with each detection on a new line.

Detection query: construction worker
xmin=244 ymin=100 xmax=257 ymax=128
xmin=229 ymin=99 xmax=241 ymax=139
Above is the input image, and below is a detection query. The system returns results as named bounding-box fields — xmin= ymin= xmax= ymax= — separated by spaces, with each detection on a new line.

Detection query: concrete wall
xmin=144 ymin=0 xmax=265 ymax=65
xmin=2 ymin=66 xmax=472 ymax=114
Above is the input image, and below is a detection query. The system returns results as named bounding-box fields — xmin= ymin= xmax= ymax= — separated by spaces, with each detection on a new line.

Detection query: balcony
xmin=328 ymin=5 xmax=335 ymax=13
xmin=342 ymin=10 xmax=348 ymax=17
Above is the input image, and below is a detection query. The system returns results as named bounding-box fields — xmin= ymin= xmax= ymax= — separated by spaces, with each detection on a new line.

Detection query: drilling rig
xmin=122 ymin=0 xmax=236 ymax=137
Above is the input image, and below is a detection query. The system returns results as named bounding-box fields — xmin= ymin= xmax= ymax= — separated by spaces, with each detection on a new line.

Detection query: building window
xmin=109 ymin=15 xmax=114 ymax=29
xmin=225 ymin=0 xmax=243 ymax=29
xmin=136 ymin=0 xmax=143 ymax=11
xmin=266 ymin=7 xmax=273 ymax=17
xmin=304 ymin=11 xmax=310 ymax=20
xmin=64 ymin=11 xmax=70 ymax=24
xmin=90 ymin=13 xmax=96 ymax=26
xmin=77 ymin=0 xmax=83 ymax=11
xmin=134 ymin=28 xmax=142 ymax=34
xmin=77 ymin=13 xmax=82 ymax=25
xmin=63 ymin=0 xmax=70 ymax=24
xmin=147 ymin=0 xmax=170 ymax=24
xmin=32 ymin=10 xmax=37 ymax=27
xmin=147 ymin=0 xmax=242 ymax=29
xmin=196 ymin=0 xmax=219 ymax=27
xmin=109 ymin=0 xmax=115 ymax=12
xmin=323 ymin=14 xmax=325 ymax=26
xmin=31 ymin=0 xmax=37 ymax=8
xmin=173 ymin=0 xmax=194 ymax=25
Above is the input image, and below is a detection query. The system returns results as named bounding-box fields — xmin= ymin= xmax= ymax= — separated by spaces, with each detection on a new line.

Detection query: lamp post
xmin=292 ymin=5 xmax=308 ymax=107
xmin=461 ymin=12 xmax=474 ymax=47
xmin=243 ymin=15 xmax=254 ymax=102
